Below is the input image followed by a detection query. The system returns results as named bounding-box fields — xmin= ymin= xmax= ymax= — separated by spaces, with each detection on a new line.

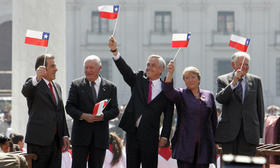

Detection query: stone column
xmin=12 ymin=0 xmax=66 ymax=135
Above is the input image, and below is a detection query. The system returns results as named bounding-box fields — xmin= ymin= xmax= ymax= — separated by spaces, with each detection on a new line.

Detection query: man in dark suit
xmin=22 ymin=54 xmax=70 ymax=168
xmin=66 ymin=55 xmax=119 ymax=168
xmin=108 ymin=37 xmax=174 ymax=168
xmin=215 ymin=51 xmax=264 ymax=156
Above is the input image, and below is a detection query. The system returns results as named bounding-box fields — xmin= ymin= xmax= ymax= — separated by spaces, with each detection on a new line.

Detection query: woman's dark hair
xmin=0 ymin=134 xmax=9 ymax=145
xmin=109 ymin=132 xmax=123 ymax=166
xmin=10 ymin=133 xmax=24 ymax=144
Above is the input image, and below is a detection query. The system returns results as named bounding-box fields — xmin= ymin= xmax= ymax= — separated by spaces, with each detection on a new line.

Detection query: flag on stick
xmin=98 ymin=5 xmax=119 ymax=19
xmin=172 ymin=33 xmax=191 ymax=48
xmin=25 ymin=29 xmax=50 ymax=47
xmin=92 ymin=99 xmax=111 ymax=116
xmin=229 ymin=34 xmax=250 ymax=52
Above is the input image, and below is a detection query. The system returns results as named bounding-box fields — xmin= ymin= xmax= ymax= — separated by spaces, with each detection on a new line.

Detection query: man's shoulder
xmin=247 ymin=73 xmax=261 ymax=80
xmin=101 ymin=77 xmax=117 ymax=87
xmin=72 ymin=77 xmax=85 ymax=84
xmin=217 ymin=72 xmax=233 ymax=80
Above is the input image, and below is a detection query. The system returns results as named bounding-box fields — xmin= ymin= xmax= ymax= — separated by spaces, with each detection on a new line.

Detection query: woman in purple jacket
xmin=164 ymin=60 xmax=217 ymax=168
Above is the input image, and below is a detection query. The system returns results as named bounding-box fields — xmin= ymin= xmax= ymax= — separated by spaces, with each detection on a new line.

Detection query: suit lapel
xmin=244 ymin=74 xmax=251 ymax=102
xmin=144 ymin=78 xmax=150 ymax=103
xmin=97 ymin=78 xmax=105 ymax=102
xmin=52 ymin=82 xmax=61 ymax=105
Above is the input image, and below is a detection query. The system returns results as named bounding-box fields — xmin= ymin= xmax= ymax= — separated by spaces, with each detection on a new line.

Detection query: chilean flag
xmin=229 ymin=34 xmax=250 ymax=52
xmin=158 ymin=147 xmax=172 ymax=161
xmin=92 ymin=99 xmax=111 ymax=116
xmin=172 ymin=33 xmax=191 ymax=48
xmin=98 ymin=5 xmax=119 ymax=19
xmin=25 ymin=29 xmax=50 ymax=47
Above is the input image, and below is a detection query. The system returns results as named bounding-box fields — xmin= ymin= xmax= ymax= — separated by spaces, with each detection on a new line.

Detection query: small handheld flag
xmin=98 ymin=5 xmax=119 ymax=20
xmin=229 ymin=34 xmax=250 ymax=52
xmin=25 ymin=29 xmax=50 ymax=47
xmin=172 ymin=33 xmax=191 ymax=48
xmin=158 ymin=147 xmax=172 ymax=161
xmin=92 ymin=99 xmax=111 ymax=116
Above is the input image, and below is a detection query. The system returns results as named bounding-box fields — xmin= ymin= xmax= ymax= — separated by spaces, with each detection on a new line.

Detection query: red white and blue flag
xmin=25 ymin=29 xmax=50 ymax=47
xmin=229 ymin=34 xmax=250 ymax=52
xmin=98 ymin=5 xmax=119 ymax=19
xmin=172 ymin=33 xmax=191 ymax=48
xmin=92 ymin=99 xmax=111 ymax=116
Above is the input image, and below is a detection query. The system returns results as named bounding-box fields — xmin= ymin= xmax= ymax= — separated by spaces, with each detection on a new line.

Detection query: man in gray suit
xmin=215 ymin=51 xmax=264 ymax=156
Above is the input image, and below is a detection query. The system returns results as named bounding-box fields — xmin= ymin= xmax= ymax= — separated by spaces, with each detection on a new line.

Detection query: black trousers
xmin=177 ymin=160 xmax=209 ymax=168
xmin=71 ymin=145 xmax=106 ymax=168
xmin=221 ymin=124 xmax=257 ymax=156
xmin=126 ymin=132 xmax=158 ymax=168
xmin=27 ymin=138 xmax=61 ymax=168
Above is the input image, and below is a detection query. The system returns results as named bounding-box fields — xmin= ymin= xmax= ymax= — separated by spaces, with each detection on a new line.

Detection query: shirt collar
xmin=89 ymin=76 xmax=101 ymax=86
xmin=42 ymin=78 xmax=52 ymax=86
xmin=151 ymin=78 xmax=161 ymax=86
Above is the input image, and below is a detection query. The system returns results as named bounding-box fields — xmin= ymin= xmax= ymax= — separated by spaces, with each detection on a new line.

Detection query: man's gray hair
xmin=231 ymin=51 xmax=251 ymax=63
xmin=147 ymin=55 xmax=166 ymax=69
xmin=83 ymin=55 xmax=102 ymax=67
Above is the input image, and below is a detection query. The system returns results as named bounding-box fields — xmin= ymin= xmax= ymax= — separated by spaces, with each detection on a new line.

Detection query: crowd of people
xmin=0 ymin=35 xmax=274 ymax=168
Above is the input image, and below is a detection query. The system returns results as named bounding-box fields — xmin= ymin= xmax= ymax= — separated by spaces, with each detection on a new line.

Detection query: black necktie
xmin=235 ymin=79 xmax=243 ymax=103
xmin=91 ymin=81 xmax=97 ymax=103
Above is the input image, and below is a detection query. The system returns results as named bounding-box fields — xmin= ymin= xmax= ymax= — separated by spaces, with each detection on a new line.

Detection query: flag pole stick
xmin=43 ymin=47 xmax=48 ymax=66
xmin=173 ymin=48 xmax=182 ymax=61
xmin=240 ymin=56 xmax=245 ymax=71
xmin=112 ymin=7 xmax=119 ymax=37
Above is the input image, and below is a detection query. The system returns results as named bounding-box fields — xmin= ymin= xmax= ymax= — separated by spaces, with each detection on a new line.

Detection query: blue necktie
xmin=235 ymin=79 xmax=243 ymax=103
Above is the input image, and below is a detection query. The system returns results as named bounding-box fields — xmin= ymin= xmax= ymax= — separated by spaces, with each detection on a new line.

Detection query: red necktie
xmin=48 ymin=83 xmax=57 ymax=104
xmin=147 ymin=81 xmax=152 ymax=104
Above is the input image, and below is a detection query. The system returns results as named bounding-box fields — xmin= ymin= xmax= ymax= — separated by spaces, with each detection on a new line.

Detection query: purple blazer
xmin=163 ymin=82 xmax=217 ymax=164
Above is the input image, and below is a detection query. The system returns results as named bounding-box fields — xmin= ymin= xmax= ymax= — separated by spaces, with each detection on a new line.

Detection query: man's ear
xmin=231 ymin=61 xmax=235 ymax=69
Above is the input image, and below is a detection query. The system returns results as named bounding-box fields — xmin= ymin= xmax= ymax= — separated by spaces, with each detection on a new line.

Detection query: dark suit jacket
xmin=114 ymin=57 xmax=174 ymax=144
xmin=22 ymin=78 xmax=69 ymax=147
xmin=65 ymin=77 xmax=119 ymax=149
xmin=215 ymin=72 xmax=264 ymax=145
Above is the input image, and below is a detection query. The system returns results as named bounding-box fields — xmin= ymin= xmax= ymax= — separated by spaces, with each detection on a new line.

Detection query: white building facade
xmin=66 ymin=0 xmax=280 ymax=109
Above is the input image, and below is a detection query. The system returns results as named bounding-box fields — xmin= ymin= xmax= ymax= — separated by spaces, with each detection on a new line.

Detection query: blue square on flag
xmin=113 ymin=5 xmax=119 ymax=13
xmin=42 ymin=32 xmax=50 ymax=40
xmin=187 ymin=34 xmax=191 ymax=41
xmin=245 ymin=39 xmax=250 ymax=46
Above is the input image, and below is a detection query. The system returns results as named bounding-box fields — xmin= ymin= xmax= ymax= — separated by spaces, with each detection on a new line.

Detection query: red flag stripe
xmin=229 ymin=40 xmax=248 ymax=52
xmin=99 ymin=12 xmax=118 ymax=19
xmin=172 ymin=41 xmax=189 ymax=48
xmin=25 ymin=37 xmax=48 ymax=47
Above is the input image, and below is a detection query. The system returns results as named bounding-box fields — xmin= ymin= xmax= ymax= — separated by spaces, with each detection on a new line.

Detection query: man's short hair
xmin=35 ymin=54 xmax=55 ymax=70
xmin=83 ymin=55 xmax=102 ymax=67
xmin=231 ymin=52 xmax=250 ymax=63
xmin=147 ymin=55 xmax=166 ymax=69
